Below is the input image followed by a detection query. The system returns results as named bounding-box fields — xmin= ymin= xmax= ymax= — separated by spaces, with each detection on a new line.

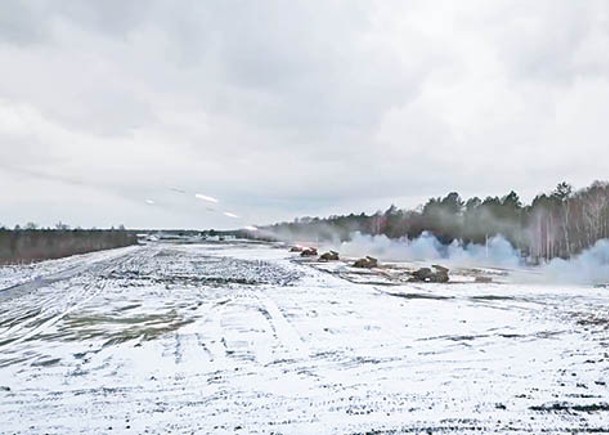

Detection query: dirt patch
xmin=530 ymin=401 xmax=609 ymax=413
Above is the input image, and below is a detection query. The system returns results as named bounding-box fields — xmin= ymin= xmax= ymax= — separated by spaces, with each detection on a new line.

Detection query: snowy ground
xmin=1 ymin=241 xmax=608 ymax=434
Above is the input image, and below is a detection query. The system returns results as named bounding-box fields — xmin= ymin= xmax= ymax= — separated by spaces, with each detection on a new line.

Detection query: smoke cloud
xmin=539 ymin=239 xmax=609 ymax=285
xmin=323 ymin=232 xmax=609 ymax=285
xmin=330 ymin=232 xmax=522 ymax=268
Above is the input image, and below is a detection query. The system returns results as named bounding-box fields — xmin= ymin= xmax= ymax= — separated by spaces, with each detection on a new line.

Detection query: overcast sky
xmin=1 ymin=1 xmax=609 ymax=229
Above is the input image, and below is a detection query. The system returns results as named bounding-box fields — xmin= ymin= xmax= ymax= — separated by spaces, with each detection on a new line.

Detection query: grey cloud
xmin=0 ymin=1 xmax=50 ymax=45
xmin=1 ymin=1 xmax=609 ymax=229
xmin=482 ymin=1 xmax=609 ymax=83
xmin=53 ymin=0 xmax=152 ymax=36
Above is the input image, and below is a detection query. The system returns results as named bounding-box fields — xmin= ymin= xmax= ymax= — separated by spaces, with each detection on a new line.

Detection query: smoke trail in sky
xmin=195 ymin=193 xmax=219 ymax=203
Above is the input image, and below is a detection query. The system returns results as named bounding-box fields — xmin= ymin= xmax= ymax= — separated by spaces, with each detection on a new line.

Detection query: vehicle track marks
xmin=0 ymin=249 xmax=142 ymax=351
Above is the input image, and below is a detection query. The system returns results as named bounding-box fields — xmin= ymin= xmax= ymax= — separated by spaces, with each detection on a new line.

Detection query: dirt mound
xmin=353 ymin=256 xmax=378 ymax=268
xmin=300 ymin=247 xmax=318 ymax=257
xmin=410 ymin=265 xmax=449 ymax=283
xmin=319 ymin=251 xmax=339 ymax=261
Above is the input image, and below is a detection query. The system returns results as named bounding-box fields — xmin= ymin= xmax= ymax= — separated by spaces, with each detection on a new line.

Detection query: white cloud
xmin=1 ymin=0 xmax=609 ymax=229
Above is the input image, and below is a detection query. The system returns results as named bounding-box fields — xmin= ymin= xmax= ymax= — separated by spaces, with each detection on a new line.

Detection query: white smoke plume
xmin=324 ymin=231 xmax=609 ymax=285
xmin=330 ymin=231 xmax=522 ymax=268
xmin=538 ymin=239 xmax=609 ymax=285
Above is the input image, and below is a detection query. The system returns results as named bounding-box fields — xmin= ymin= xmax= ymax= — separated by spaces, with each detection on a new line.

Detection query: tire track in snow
xmin=0 ymin=249 xmax=142 ymax=349
xmin=226 ymin=287 xmax=310 ymax=364
xmin=2 ymin=243 xmax=608 ymax=433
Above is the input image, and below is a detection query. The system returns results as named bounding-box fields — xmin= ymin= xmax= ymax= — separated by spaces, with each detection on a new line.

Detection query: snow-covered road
xmin=1 ymin=242 xmax=608 ymax=434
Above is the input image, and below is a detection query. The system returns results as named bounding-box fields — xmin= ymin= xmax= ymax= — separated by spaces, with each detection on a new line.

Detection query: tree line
xmin=0 ymin=222 xmax=127 ymax=231
xmin=0 ymin=229 xmax=137 ymax=263
xmin=264 ymin=181 xmax=609 ymax=262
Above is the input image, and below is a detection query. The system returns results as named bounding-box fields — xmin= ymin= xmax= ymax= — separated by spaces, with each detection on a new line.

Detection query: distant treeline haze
xmin=266 ymin=181 xmax=609 ymax=262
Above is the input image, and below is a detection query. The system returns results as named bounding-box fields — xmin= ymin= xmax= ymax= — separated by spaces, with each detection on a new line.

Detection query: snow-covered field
xmin=1 ymin=241 xmax=608 ymax=434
